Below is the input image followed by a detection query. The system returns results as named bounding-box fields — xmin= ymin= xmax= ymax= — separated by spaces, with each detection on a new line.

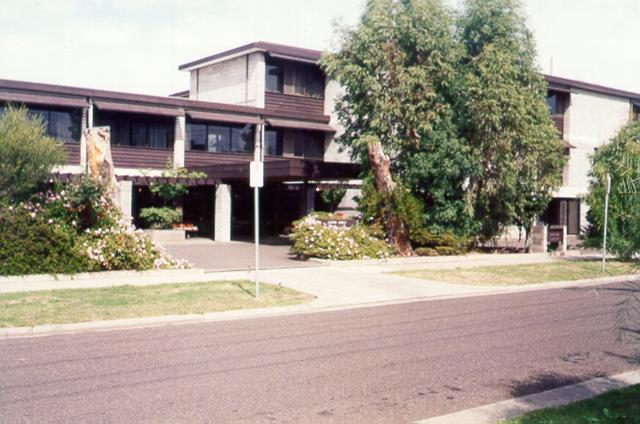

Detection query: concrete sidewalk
xmin=0 ymin=252 xmax=629 ymax=308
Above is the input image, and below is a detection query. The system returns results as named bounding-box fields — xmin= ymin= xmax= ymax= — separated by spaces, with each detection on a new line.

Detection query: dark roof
xmin=0 ymin=78 xmax=263 ymax=115
xmin=169 ymin=89 xmax=189 ymax=98
xmin=544 ymin=74 xmax=640 ymax=102
xmin=179 ymin=41 xmax=323 ymax=70
xmin=0 ymin=77 xmax=331 ymax=124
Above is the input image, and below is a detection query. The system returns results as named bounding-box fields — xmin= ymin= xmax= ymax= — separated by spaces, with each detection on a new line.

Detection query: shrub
xmin=0 ymin=203 xmax=97 ymax=276
xmin=139 ymin=207 xmax=182 ymax=229
xmin=410 ymin=228 xmax=471 ymax=256
xmin=0 ymin=177 xmax=190 ymax=275
xmin=415 ymin=247 xmax=438 ymax=257
xmin=289 ymin=213 xmax=392 ymax=260
xmin=0 ymin=105 xmax=65 ymax=203
xmin=81 ymin=220 xmax=189 ymax=271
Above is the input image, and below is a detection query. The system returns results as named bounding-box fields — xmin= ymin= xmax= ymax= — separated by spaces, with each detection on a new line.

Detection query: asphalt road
xmin=1 ymin=283 xmax=638 ymax=423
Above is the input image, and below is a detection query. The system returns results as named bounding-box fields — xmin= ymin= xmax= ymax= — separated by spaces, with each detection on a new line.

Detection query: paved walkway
xmin=2 ymin=252 xmax=622 ymax=309
xmin=162 ymin=238 xmax=321 ymax=271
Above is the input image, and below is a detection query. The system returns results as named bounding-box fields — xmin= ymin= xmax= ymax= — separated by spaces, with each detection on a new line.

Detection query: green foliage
xmin=289 ymin=213 xmax=392 ymax=260
xmin=319 ymin=188 xmax=346 ymax=212
xmin=322 ymin=0 xmax=475 ymax=234
xmin=139 ymin=207 xmax=182 ymax=229
xmin=0 ymin=178 xmax=189 ymax=276
xmin=458 ymin=0 xmax=566 ymax=240
xmin=149 ymin=162 xmax=207 ymax=202
xmin=0 ymin=105 xmax=65 ymax=203
xmin=0 ymin=204 xmax=97 ymax=276
xmin=358 ymin=173 xmax=424 ymax=235
xmin=585 ymin=121 xmax=640 ymax=259
xmin=411 ymin=228 xmax=472 ymax=256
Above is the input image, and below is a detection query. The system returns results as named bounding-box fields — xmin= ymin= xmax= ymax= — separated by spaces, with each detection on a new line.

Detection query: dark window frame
xmin=186 ymin=120 xmax=254 ymax=154
xmin=291 ymin=129 xmax=325 ymax=159
xmin=264 ymin=128 xmax=283 ymax=156
xmin=94 ymin=111 xmax=175 ymax=150
xmin=543 ymin=198 xmax=581 ymax=235
xmin=265 ymin=58 xmax=325 ymax=99
xmin=2 ymin=103 xmax=82 ymax=143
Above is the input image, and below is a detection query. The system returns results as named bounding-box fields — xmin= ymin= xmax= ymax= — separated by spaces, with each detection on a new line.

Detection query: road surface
xmin=1 ymin=283 xmax=637 ymax=423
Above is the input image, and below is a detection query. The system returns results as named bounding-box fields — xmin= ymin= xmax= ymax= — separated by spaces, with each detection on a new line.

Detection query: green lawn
xmin=0 ymin=281 xmax=313 ymax=328
xmin=395 ymin=260 xmax=637 ymax=286
xmin=500 ymin=384 xmax=640 ymax=423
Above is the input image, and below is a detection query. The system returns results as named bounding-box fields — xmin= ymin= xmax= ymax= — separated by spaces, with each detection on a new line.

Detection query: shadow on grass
xmin=231 ymin=281 xmax=255 ymax=297
xmin=508 ymin=372 xmax=605 ymax=398
xmin=494 ymin=372 xmax=636 ymax=423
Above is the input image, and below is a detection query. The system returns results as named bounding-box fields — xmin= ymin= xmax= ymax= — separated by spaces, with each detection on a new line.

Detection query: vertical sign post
xmin=601 ymin=173 xmax=611 ymax=272
xmin=250 ymin=123 xmax=264 ymax=297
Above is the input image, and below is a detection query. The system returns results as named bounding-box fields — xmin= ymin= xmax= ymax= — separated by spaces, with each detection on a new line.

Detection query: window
xmin=186 ymin=121 xmax=254 ymax=153
xmin=94 ymin=111 xmax=174 ymax=149
xmin=20 ymin=106 xmax=81 ymax=142
xmin=186 ymin=123 xmax=206 ymax=151
xmin=266 ymin=63 xmax=284 ymax=93
xmin=292 ymin=130 xmax=325 ymax=159
xmin=543 ymin=198 xmax=580 ymax=235
xmin=264 ymin=129 xmax=283 ymax=156
xmin=634 ymin=104 xmax=640 ymax=121
xmin=266 ymin=59 xmax=325 ymax=99
xmin=546 ymin=92 xmax=566 ymax=116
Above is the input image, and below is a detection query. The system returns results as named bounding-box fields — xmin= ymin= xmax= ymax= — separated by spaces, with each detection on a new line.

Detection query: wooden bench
xmin=172 ymin=222 xmax=199 ymax=238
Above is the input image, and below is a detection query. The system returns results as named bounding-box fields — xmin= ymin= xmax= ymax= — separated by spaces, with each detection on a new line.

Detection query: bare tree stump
xmin=83 ymin=127 xmax=120 ymax=207
xmin=367 ymin=138 xmax=413 ymax=256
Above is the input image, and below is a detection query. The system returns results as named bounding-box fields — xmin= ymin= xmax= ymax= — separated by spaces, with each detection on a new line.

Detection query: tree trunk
xmin=367 ymin=138 xmax=413 ymax=256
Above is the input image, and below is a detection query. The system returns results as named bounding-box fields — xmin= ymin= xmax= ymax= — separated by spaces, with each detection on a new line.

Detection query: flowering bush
xmin=289 ymin=213 xmax=392 ymax=260
xmin=0 ymin=177 xmax=190 ymax=275
xmin=81 ymin=219 xmax=189 ymax=271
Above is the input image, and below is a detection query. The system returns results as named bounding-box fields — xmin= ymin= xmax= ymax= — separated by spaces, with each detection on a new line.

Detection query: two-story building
xmin=0 ymin=42 xmax=358 ymax=242
xmin=542 ymin=75 xmax=640 ymax=245
xmin=1 ymin=41 xmax=639 ymax=244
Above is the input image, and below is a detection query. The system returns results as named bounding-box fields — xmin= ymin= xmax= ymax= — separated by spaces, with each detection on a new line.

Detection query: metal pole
xmin=601 ymin=173 xmax=611 ymax=272
xmin=254 ymin=185 xmax=260 ymax=297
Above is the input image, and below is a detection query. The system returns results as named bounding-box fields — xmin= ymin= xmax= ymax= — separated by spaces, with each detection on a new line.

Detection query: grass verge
xmin=395 ymin=259 xmax=637 ymax=286
xmin=0 ymin=281 xmax=313 ymax=328
xmin=500 ymin=384 xmax=640 ymax=423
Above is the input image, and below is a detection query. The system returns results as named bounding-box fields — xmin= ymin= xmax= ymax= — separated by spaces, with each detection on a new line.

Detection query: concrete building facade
xmin=1 ymin=41 xmax=639 ymax=245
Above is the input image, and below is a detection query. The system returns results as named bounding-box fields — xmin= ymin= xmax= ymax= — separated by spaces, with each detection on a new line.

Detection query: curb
xmin=1 ymin=276 xmax=637 ymax=340
xmin=414 ymin=370 xmax=640 ymax=424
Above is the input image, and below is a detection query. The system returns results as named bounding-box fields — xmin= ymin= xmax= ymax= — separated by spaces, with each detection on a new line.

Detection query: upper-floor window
xmin=633 ymin=103 xmax=640 ymax=121
xmin=265 ymin=59 xmax=324 ymax=99
xmin=0 ymin=103 xmax=82 ymax=142
xmin=264 ymin=128 xmax=283 ymax=156
xmin=292 ymin=129 xmax=324 ymax=159
xmin=187 ymin=121 xmax=253 ymax=153
xmin=94 ymin=111 xmax=174 ymax=149
xmin=546 ymin=92 xmax=567 ymax=116
xmin=266 ymin=63 xmax=284 ymax=93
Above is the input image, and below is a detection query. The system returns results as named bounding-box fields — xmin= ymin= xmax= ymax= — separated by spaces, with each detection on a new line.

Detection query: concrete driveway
xmin=161 ymin=238 xmax=321 ymax=271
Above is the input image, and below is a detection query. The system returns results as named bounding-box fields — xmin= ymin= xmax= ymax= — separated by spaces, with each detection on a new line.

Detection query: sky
xmin=0 ymin=0 xmax=638 ymax=97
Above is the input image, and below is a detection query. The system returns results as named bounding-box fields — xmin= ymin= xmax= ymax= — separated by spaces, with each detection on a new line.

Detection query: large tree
xmin=458 ymin=0 xmax=566 ymax=243
xmin=585 ymin=121 xmax=640 ymax=260
xmin=322 ymin=0 xmax=474 ymax=254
